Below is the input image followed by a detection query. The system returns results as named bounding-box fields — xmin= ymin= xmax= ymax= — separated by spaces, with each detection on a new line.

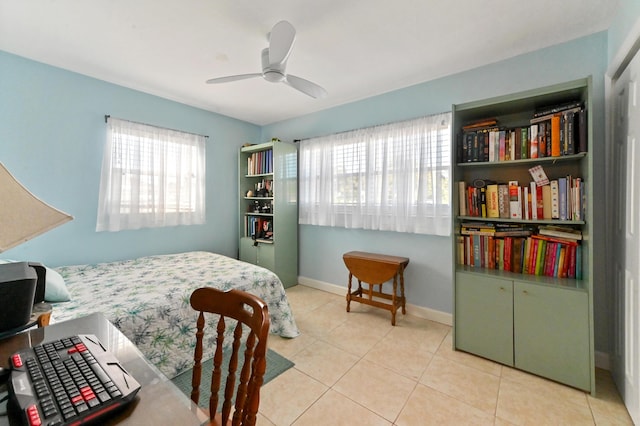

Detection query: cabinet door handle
xmin=499 ymin=286 xmax=506 ymax=291
xmin=522 ymin=290 xmax=529 ymax=295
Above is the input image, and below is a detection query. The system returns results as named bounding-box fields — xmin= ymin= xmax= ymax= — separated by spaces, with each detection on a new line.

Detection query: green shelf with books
xmin=451 ymin=77 xmax=595 ymax=394
xmin=238 ymin=141 xmax=298 ymax=288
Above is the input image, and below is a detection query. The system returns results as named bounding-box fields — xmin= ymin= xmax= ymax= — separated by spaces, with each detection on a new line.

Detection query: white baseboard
xmin=297 ymin=276 xmax=453 ymax=326
xmin=297 ymin=276 xmax=610 ymax=371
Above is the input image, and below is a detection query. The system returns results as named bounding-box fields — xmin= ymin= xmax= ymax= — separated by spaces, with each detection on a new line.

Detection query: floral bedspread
xmin=51 ymin=251 xmax=299 ymax=379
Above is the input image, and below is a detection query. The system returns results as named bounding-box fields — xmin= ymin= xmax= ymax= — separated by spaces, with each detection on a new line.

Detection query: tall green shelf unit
xmin=451 ymin=78 xmax=595 ymax=394
xmin=238 ymin=141 xmax=298 ymax=288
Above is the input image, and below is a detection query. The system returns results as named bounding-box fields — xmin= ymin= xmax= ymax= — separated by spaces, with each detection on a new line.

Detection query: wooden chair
xmin=189 ymin=287 xmax=270 ymax=426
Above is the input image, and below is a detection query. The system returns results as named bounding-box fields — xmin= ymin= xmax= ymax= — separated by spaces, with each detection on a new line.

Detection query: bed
xmin=50 ymin=251 xmax=299 ymax=379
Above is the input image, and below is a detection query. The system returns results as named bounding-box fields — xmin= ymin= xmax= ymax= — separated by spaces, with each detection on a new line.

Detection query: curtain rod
xmin=104 ymin=115 xmax=209 ymax=138
xmin=291 ymin=110 xmax=451 ymax=143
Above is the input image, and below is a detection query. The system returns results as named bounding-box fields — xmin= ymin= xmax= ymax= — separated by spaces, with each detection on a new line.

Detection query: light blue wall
xmin=0 ymin=50 xmax=260 ymax=266
xmin=0 ymin=31 xmax=612 ymax=353
xmin=608 ymin=0 xmax=640 ymax=63
xmin=262 ymin=32 xmax=609 ymax=351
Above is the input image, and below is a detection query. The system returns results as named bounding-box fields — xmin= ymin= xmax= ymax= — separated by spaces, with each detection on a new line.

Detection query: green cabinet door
xmin=239 ymin=237 xmax=257 ymax=264
xmin=514 ymin=281 xmax=591 ymax=391
xmin=455 ymin=273 xmax=514 ymax=365
xmin=240 ymin=237 xmax=276 ymax=273
xmin=256 ymin=242 xmax=275 ymax=271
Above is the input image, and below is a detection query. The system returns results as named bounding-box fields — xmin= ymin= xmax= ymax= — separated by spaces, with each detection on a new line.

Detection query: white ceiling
xmin=0 ymin=0 xmax=618 ymax=126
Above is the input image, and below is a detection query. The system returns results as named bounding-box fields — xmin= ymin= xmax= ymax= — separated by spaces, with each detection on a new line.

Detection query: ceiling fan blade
xmin=285 ymin=75 xmax=328 ymax=99
xmin=206 ymin=73 xmax=261 ymax=84
xmin=268 ymin=20 xmax=296 ymax=66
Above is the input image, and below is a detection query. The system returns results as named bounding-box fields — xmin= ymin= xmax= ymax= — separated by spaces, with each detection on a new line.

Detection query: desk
xmin=0 ymin=313 xmax=208 ymax=426
xmin=343 ymin=251 xmax=410 ymax=325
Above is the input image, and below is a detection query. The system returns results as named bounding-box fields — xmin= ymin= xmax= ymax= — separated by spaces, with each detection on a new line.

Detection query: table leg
xmin=346 ymin=272 xmax=353 ymax=312
xmin=400 ymin=266 xmax=406 ymax=315
xmin=391 ymin=275 xmax=398 ymax=326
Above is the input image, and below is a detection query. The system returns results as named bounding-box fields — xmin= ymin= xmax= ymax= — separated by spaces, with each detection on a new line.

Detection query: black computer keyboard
xmin=8 ymin=334 xmax=141 ymax=426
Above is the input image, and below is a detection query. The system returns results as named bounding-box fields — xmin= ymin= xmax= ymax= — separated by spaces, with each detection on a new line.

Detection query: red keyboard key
xmin=11 ymin=354 xmax=23 ymax=368
xmin=80 ymin=386 xmax=96 ymax=401
xmin=26 ymin=405 xmax=41 ymax=426
xmin=68 ymin=343 xmax=87 ymax=354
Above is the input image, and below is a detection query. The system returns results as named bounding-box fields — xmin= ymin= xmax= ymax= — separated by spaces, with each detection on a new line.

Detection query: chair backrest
xmin=190 ymin=287 xmax=270 ymax=426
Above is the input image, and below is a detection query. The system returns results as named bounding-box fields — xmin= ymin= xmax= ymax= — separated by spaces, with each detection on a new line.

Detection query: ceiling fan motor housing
xmin=261 ymin=48 xmax=286 ymax=83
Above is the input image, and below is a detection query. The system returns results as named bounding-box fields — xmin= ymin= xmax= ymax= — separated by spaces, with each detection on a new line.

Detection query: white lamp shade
xmin=0 ymin=163 xmax=73 ymax=252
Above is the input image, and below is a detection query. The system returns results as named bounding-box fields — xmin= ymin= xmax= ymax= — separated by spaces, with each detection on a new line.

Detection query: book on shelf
xmin=460 ymin=221 xmax=496 ymax=235
xmin=558 ymin=177 xmax=568 ymax=220
xmin=529 ymin=182 xmax=538 ymax=220
xmin=542 ymin=185 xmax=552 ymax=219
xmin=532 ymin=100 xmax=583 ymax=118
xmin=498 ymin=184 xmax=510 ymax=218
xmin=462 ymin=118 xmax=498 ymax=131
xmin=538 ymin=225 xmax=583 ymax=241
xmin=577 ymin=109 xmax=587 ymax=153
xmin=499 ymin=130 xmax=506 ymax=161
xmin=550 ymin=180 xmax=560 ymax=219
xmin=458 ymin=181 xmax=467 ymax=216
xmin=520 ymin=127 xmax=529 ymax=160
xmin=486 ymin=184 xmax=500 ymax=218
xmin=538 ymin=121 xmax=548 ymax=157
xmin=529 ymin=124 xmax=538 ymax=158
xmin=550 ymin=115 xmax=561 ymax=157
xmin=508 ymin=181 xmax=522 ymax=219
xmin=512 ymin=237 xmax=523 ymax=273
xmin=532 ymin=234 xmax=580 ymax=246
xmin=528 ymin=165 xmax=549 ymax=186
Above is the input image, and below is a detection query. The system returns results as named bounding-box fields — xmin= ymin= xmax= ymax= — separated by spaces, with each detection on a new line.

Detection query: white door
xmin=613 ymin=47 xmax=640 ymax=424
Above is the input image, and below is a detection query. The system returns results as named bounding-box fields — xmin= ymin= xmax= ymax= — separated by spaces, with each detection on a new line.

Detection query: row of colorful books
xmin=456 ymin=233 xmax=582 ymax=279
xmin=247 ymin=149 xmax=273 ymax=175
xmin=458 ymin=177 xmax=586 ymax=221
xmin=456 ymin=101 xmax=586 ymax=163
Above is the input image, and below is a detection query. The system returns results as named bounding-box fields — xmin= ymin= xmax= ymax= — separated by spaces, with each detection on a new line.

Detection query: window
xmin=299 ymin=112 xmax=451 ymax=236
xmin=96 ymin=117 xmax=206 ymax=232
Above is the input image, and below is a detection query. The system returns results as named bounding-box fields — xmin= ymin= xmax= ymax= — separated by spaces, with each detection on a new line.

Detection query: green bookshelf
xmin=451 ymin=78 xmax=595 ymax=394
xmin=238 ymin=141 xmax=298 ymax=288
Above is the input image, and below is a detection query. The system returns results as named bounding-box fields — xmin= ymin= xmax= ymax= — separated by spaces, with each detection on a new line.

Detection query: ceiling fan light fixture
xmin=263 ymin=70 xmax=285 ymax=83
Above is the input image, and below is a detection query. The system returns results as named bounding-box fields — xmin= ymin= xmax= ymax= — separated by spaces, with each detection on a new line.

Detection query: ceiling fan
xmin=206 ymin=20 xmax=327 ymax=99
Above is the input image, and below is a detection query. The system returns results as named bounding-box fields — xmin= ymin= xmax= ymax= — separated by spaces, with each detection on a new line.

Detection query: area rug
xmin=171 ymin=348 xmax=294 ymax=410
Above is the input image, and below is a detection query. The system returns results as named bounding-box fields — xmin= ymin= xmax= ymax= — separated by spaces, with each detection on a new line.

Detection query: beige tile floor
xmin=259 ymin=285 xmax=634 ymax=425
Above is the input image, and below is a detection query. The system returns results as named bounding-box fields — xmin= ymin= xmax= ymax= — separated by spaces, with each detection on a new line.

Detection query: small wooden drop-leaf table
xmin=342 ymin=251 xmax=410 ymax=325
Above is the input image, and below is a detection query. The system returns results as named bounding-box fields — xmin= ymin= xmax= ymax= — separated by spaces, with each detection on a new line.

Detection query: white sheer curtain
xmin=299 ymin=112 xmax=451 ymax=236
xmin=96 ymin=118 xmax=206 ymax=232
